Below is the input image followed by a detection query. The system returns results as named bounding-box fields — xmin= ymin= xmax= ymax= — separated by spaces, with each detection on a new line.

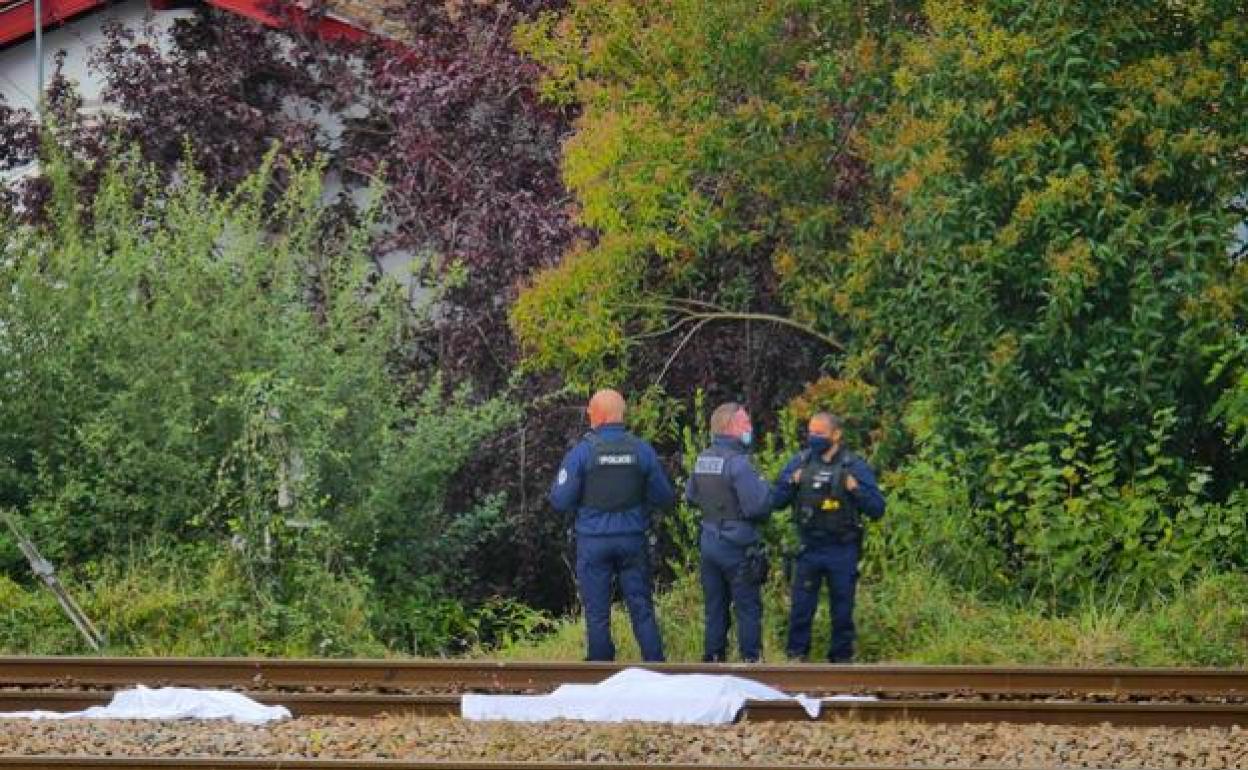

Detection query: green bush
xmin=514 ymin=0 xmax=1248 ymax=610
xmin=866 ymin=405 xmax=1248 ymax=608
xmin=834 ymin=0 xmax=1248 ymax=493
xmin=0 ymin=147 xmax=517 ymax=653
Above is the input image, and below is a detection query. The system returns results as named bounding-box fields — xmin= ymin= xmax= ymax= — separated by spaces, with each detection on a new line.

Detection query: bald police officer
xmin=550 ymin=389 xmax=675 ymax=662
xmin=772 ymin=413 xmax=885 ymax=663
xmin=686 ymin=402 xmax=772 ymax=662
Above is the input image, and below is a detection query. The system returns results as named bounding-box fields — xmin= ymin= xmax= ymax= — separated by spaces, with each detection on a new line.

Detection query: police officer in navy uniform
xmin=772 ymin=412 xmax=885 ymax=663
xmin=686 ymin=402 xmax=772 ymax=663
xmin=550 ymin=389 xmax=675 ymax=662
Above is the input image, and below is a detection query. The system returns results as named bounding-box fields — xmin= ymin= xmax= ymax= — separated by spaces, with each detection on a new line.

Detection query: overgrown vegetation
xmin=1 ymin=0 xmax=1247 ymax=660
xmin=0 ymin=150 xmax=521 ymax=654
xmin=513 ymin=0 xmax=1248 ymax=609
xmin=0 ymin=543 xmax=384 ymax=656
xmin=499 ymin=568 xmax=1248 ymax=666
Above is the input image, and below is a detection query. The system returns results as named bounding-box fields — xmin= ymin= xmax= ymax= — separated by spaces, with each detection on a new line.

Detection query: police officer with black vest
xmin=550 ymin=389 xmax=675 ymax=662
xmin=772 ymin=412 xmax=885 ymax=663
xmin=686 ymin=402 xmax=772 ymax=663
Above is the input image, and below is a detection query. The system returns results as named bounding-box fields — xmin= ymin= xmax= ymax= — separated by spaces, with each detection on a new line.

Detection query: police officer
xmin=550 ymin=389 xmax=675 ymax=662
xmin=686 ymin=402 xmax=772 ymax=663
xmin=772 ymin=412 xmax=885 ymax=663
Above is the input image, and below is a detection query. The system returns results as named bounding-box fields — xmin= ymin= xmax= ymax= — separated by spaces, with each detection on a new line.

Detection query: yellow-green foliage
xmin=821 ymin=0 xmax=1248 ymax=599
xmin=833 ymin=1 xmax=1248 ymax=428
xmin=510 ymin=235 xmax=644 ymax=384
xmin=514 ymin=0 xmax=1248 ymax=611
xmin=511 ymin=0 xmax=881 ymax=387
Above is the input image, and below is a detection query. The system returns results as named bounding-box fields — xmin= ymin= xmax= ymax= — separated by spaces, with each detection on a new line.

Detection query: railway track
xmin=4 ymin=657 xmax=1248 ymax=726
xmin=3 ymin=657 xmax=1246 ymax=698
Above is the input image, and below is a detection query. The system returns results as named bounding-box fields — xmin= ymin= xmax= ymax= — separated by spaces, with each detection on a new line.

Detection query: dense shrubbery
xmin=0 ymin=150 xmax=518 ymax=653
xmin=514 ymin=0 xmax=1248 ymax=608
xmin=73 ymin=3 xmax=585 ymax=610
xmin=838 ymin=2 xmax=1247 ymax=455
xmin=2 ymin=0 xmax=1247 ymax=658
xmin=834 ymin=2 xmax=1248 ymax=600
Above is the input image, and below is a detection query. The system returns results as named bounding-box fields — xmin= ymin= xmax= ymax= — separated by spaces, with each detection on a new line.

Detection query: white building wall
xmin=1 ymin=1 xmax=192 ymax=112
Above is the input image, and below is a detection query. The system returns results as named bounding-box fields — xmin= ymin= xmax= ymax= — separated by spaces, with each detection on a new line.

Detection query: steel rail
xmin=0 ymin=691 xmax=458 ymax=718
xmin=4 ymin=690 xmax=1248 ymax=726
xmin=2 ymin=657 xmax=1247 ymax=697
xmin=743 ymin=699 xmax=1248 ymax=727
xmin=0 ymin=760 xmax=1010 ymax=770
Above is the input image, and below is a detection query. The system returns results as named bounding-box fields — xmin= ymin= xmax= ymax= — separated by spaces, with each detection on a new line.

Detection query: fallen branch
xmin=620 ymin=297 xmax=844 ymax=387
xmin=623 ymin=299 xmax=843 ymax=351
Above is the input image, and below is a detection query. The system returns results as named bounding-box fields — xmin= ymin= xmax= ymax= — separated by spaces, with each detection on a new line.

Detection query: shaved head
xmin=587 ymin=389 xmax=627 ymax=428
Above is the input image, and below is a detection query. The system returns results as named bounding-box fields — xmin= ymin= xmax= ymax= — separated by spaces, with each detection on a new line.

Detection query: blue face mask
xmin=807 ymin=436 xmax=832 ymax=455
xmin=739 ymin=430 xmax=753 ymax=448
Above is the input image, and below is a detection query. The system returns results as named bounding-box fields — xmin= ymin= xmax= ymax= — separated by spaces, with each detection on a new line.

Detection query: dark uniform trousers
xmin=786 ymin=540 xmax=860 ymax=662
xmin=576 ymin=532 xmax=664 ymax=662
xmin=699 ymin=527 xmax=762 ymax=662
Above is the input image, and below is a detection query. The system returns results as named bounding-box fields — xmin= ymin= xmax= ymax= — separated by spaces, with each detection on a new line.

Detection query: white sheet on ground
xmin=0 ymin=685 xmax=290 ymax=724
xmin=462 ymin=667 xmax=872 ymax=725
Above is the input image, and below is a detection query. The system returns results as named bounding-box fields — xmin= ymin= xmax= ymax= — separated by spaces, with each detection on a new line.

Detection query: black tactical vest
xmin=689 ymin=444 xmax=745 ymax=524
xmin=795 ymin=448 xmax=862 ymax=541
xmin=581 ymin=432 xmax=645 ymax=512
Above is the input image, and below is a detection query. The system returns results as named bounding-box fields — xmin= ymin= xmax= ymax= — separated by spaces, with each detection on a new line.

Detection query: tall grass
xmin=7 ymin=544 xmax=1245 ymax=664
xmin=0 ymin=542 xmax=385 ymax=657
xmin=496 ymin=568 xmax=1248 ymax=666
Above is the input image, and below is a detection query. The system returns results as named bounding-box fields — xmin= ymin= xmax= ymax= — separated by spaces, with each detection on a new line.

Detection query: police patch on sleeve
xmin=694 ymin=456 xmax=726 ymax=475
xmin=557 ymin=468 xmax=568 ymax=485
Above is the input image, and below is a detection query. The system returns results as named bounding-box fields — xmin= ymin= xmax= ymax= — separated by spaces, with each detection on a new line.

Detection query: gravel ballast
xmin=2 ymin=716 xmax=1248 ymax=767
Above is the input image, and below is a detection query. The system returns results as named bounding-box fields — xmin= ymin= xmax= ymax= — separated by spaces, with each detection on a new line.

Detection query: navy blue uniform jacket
xmin=684 ymin=435 xmax=772 ymax=545
xmin=550 ymin=423 xmax=676 ymax=536
xmin=772 ymin=448 xmax=885 ymax=545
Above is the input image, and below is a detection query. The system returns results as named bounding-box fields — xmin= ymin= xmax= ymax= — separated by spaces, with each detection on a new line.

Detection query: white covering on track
xmin=0 ymin=685 xmax=290 ymax=724
xmin=462 ymin=667 xmax=869 ymax=725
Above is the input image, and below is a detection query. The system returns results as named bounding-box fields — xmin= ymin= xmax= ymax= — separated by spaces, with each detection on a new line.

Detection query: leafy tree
xmin=83 ymin=2 xmax=577 ymax=392
xmin=511 ymin=0 xmax=916 ymax=414
xmin=0 ymin=95 xmax=35 ymax=172
xmin=514 ymin=0 xmax=1248 ymax=603
xmin=89 ymin=11 xmax=324 ymax=193
xmin=843 ymin=0 xmax=1248 ymax=601
xmin=833 ymin=0 xmax=1248 ymax=483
